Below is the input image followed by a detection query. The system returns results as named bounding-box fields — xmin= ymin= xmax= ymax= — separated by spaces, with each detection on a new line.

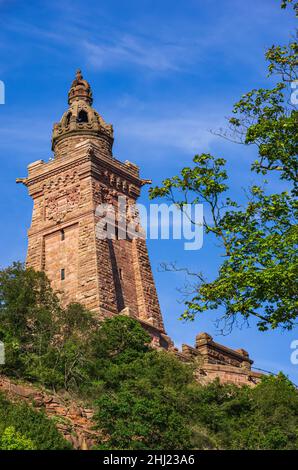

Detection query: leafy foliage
xmin=0 ymin=392 xmax=71 ymax=450
xmin=0 ymin=262 xmax=96 ymax=389
xmin=192 ymin=373 xmax=298 ymax=450
xmin=0 ymin=426 xmax=35 ymax=450
xmin=94 ymin=351 xmax=195 ymax=450
xmin=149 ymin=4 xmax=298 ymax=331
xmin=92 ymin=336 xmax=298 ymax=450
xmin=0 ymin=263 xmax=297 ymax=449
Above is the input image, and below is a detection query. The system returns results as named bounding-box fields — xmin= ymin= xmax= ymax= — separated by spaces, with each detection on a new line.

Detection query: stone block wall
xmin=195 ymin=364 xmax=262 ymax=387
xmin=22 ymin=140 xmax=166 ymax=339
xmin=180 ymin=332 xmax=262 ymax=387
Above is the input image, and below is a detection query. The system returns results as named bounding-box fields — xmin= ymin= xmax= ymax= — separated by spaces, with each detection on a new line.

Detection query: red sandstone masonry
xmin=21 ymin=70 xmax=165 ymax=337
xmin=195 ymin=364 xmax=262 ymax=387
xmin=179 ymin=333 xmax=263 ymax=387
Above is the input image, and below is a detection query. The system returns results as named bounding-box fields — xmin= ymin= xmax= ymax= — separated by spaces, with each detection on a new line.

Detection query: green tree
xmin=91 ymin=323 xmax=298 ymax=451
xmin=150 ymin=2 xmax=298 ymax=331
xmin=0 ymin=264 xmax=297 ymax=450
xmin=94 ymin=351 xmax=196 ymax=450
xmin=0 ymin=262 xmax=96 ymax=390
xmin=191 ymin=374 xmax=298 ymax=450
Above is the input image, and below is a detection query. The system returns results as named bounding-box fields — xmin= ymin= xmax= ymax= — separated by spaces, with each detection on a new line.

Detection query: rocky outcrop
xmin=0 ymin=375 xmax=100 ymax=449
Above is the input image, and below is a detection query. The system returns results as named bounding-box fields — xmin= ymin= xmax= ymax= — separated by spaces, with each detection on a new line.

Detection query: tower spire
xmin=52 ymin=70 xmax=113 ymax=155
xmin=76 ymin=69 xmax=83 ymax=80
xmin=68 ymin=68 xmax=93 ymax=105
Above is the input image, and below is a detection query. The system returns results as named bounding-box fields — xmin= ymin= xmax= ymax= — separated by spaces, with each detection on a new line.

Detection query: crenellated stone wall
xmin=177 ymin=332 xmax=262 ymax=387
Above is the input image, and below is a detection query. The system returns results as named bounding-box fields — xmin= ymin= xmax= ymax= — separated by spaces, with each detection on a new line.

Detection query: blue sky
xmin=0 ymin=0 xmax=297 ymax=382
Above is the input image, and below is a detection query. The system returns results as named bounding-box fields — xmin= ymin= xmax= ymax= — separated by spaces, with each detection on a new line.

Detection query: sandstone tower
xmin=18 ymin=71 xmax=261 ymax=386
xmin=18 ymin=70 xmax=170 ymax=347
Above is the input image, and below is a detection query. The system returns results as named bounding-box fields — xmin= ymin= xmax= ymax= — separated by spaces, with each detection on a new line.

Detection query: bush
xmin=1 ymin=263 xmax=298 ymax=450
xmin=94 ymin=351 xmax=195 ymax=450
xmin=0 ymin=426 xmax=35 ymax=450
xmin=0 ymin=392 xmax=71 ymax=450
xmin=190 ymin=374 xmax=298 ymax=450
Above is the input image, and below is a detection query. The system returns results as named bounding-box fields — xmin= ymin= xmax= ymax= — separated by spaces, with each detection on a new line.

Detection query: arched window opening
xmin=66 ymin=112 xmax=72 ymax=125
xmin=77 ymin=110 xmax=88 ymax=123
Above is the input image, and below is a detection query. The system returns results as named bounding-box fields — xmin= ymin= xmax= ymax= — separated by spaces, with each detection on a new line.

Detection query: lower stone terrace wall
xmin=195 ymin=364 xmax=263 ymax=387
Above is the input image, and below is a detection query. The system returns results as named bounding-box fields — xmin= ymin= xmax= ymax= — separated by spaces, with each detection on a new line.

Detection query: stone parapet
xmin=179 ymin=332 xmax=261 ymax=386
xmin=182 ymin=332 xmax=252 ymax=370
xmin=195 ymin=364 xmax=262 ymax=387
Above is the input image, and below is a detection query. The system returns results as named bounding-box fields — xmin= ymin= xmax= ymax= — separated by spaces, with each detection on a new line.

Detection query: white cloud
xmin=115 ymin=114 xmax=223 ymax=154
xmin=83 ymin=36 xmax=188 ymax=72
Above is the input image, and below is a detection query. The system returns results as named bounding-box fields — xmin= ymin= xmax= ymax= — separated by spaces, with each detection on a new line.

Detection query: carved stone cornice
xmin=25 ymin=144 xmax=145 ymax=200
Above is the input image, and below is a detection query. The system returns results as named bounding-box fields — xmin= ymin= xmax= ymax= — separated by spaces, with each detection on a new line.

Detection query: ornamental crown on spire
xmin=52 ymin=70 xmax=113 ymax=154
xmin=68 ymin=69 xmax=93 ymax=106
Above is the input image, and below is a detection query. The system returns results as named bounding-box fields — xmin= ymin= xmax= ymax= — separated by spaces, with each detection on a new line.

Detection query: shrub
xmin=0 ymin=426 xmax=35 ymax=450
xmin=0 ymin=392 xmax=71 ymax=450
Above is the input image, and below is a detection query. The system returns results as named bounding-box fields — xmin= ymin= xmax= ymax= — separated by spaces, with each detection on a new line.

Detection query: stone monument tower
xmin=17 ymin=71 xmax=261 ymax=386
xmin=18 ymin=70 xmax=171 ymax=348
